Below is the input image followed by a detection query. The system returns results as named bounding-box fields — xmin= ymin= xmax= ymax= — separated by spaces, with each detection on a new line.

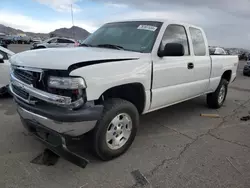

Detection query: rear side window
xmin=57 ymin=39 xmax=66 ymax=43
xmin=161 ymin=24 xmax=190 ymax=56
xmin=57 ymin=39 xmax=74 ymax=43
xmin=189 ymin=27 xmax=206 ymax=56
xmin=65 ymin=39 xmax=74 ymax=43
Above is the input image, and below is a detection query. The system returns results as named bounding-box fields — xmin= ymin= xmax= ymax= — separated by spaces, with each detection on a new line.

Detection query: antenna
xmin=71 ymin=4 xmax=75 ymax=39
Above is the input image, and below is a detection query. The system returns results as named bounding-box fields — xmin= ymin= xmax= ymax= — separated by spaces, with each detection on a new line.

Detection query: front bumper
xmin=16 ymin=97 xmax=103 ymax=136
xmin=20 ymin=115 xmax=90 ymax=168
xmin=16 ymin=98 xmax=103 ymax=168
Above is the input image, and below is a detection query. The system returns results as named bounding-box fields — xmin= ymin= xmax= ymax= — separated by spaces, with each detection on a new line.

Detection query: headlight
xmin=48 ymin=76 xmax=86 ymax=89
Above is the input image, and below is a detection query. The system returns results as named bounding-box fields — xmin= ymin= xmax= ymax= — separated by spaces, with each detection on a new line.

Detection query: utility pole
xmin=71 ymin=4 xmax=75 ymax=39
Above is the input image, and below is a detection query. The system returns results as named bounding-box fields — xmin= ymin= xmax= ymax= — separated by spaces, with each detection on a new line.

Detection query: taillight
xmin=74 ymin=42 xmax=79 ymax=47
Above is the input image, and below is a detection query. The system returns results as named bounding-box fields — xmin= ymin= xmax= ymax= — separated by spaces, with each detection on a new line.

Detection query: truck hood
xmin=10 ymin=47 xmax=142 ymax=70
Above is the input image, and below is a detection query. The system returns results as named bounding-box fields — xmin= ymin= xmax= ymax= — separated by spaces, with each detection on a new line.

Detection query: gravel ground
xmin=1 ymin=45 xmax=250 ymax=188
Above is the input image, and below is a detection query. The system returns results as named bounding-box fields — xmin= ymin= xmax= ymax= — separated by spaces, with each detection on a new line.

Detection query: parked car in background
xmin=0 ymin=46 xmax=15 ymax=96
xmin=12 ymin=35 xmax=31 ymax=44
xmin=0 ymin=36 xmax=13 ymax=45
xmin=209 ymin=47 xmax=228 ymax=55
xmin=0 ymin=39 xmax=8 ymax=48
xmin=20 ymin=36 xmax=31 ymax=44
xmin=243 ymin=57 xmax=250 ymax=76
xmin=31 ymin=37 xmax=79 ymax=49
xmin=238 ymin=53 xmax=248 ymax=61
xmin=31 ymin=37 xmax=42 ymax=43
xmin=10 ymin=19 xmax=238 ymax=165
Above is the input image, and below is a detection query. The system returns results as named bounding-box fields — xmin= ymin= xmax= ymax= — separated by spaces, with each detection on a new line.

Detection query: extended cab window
xmin=189 ymin=27 xmax=206 ymax=56
xmin=161 ymin=24 xmax=190 ymax=55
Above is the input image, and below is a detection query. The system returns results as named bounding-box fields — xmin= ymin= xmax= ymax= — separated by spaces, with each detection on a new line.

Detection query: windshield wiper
xmin=96 ymin=44 xmax=124 ymax=50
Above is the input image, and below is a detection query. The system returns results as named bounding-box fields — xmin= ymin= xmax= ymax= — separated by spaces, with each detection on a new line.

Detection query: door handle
xmin=187 ymin=62 xmax=194 ymax=69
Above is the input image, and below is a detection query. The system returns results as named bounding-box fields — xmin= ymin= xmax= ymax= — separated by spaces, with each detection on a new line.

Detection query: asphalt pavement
xmin=1 ymin=45 xmax=250 ymax=188
xmin=8 ymin=44 xmax=32 ymax=53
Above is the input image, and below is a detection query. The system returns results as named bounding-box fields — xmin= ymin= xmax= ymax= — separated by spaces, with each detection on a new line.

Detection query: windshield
xmin=84 ymin=21 xmax=163 ymax=53
xmin=43 ymin=38 xmax=55 ymax=43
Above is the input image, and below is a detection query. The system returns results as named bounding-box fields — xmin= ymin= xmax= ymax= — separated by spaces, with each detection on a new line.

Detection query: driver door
xmin=150 ymin=24 xmax=196 ymax=110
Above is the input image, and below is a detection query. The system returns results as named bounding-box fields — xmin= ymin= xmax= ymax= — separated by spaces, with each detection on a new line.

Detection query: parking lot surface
xmin=1 ymin=46 xmax=250 ymax=188
xmin=8 ymin=44 xmax=32 ymax=53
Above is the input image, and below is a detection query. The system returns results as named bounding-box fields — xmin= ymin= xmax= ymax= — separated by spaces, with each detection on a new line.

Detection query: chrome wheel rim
xmin=106 ymin=113 xmax=132 ymax=150
xmin=218 ymin=85 xmax=226 ymax=104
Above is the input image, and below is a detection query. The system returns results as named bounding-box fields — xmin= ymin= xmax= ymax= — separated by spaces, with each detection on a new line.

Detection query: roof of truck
xmin=107 ymin=19 xmax=201 ymax=29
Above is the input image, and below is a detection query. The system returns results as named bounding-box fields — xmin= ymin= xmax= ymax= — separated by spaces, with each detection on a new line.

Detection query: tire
xmin=207 ymin=79 xmax=228 ymax=109
xmin=0 ymin=86 xmax=9 ymax=98
xmin=35 ymin=46 xmax=46 ymax=49
xmin=243 ymin=72 xmax=249 ymax=76
xmin=92 ymin=98 xmax=139 ymax=161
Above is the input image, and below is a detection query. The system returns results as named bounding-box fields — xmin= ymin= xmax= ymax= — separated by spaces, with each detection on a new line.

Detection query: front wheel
xmin=92 ymin=99 xmax=139 ymax=161
xmin=207 ymin=79 xmax=228 ymax=109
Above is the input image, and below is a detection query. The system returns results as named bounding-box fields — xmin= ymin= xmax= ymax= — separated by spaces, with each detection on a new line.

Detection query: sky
xmin=0 ymin=0 xmax=249 ymax=49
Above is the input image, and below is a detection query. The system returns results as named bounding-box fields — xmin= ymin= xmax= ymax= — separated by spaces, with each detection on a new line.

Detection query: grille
xmin=14 ymin=69 xmax=40 ymax=85
xmin=12 ymin=85 xmax=29 ymax=100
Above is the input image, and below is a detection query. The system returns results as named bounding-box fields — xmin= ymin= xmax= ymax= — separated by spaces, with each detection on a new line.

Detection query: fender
xmin=69 ymin=57 xmax=152 ymax=101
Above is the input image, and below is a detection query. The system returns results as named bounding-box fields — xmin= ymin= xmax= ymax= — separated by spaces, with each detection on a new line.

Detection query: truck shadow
xmin=0 ymin=98 xmax=16 ymax=116
xmin=138 ymin=96 xmax=208 ymax=136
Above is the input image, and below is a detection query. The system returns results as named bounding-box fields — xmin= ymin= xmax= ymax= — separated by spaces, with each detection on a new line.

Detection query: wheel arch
xmin=221 ymin=70 xmax=232 ymax=82
xmin=96 ymin=82 xmax=146 ymax=114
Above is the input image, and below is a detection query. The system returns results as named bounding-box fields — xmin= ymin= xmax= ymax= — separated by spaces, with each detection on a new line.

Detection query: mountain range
xmin=0 ymin=24 xmax=90 ymax=40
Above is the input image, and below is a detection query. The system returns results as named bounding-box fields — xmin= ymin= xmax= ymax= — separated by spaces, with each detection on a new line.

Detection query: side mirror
xmin=158 ymin=43 xmax=184 ymax=57
xmin=0 ymin=54 xmax=4 ymax=63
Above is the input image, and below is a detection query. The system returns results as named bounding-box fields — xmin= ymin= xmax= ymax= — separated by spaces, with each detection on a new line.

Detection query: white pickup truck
xmin=9 ymin=19 xmax=238 ymax=165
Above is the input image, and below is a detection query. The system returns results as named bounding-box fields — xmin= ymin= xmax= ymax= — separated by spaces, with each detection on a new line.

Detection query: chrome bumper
xmin=10 ymin=73 xmax=83 ymax=108
xmin=18 ymin=106 xmax=97 ymax=136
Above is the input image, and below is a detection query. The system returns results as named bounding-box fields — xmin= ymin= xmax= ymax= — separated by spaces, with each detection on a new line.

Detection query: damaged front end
xmin=10 ymin=65 xmax=103 ymax=168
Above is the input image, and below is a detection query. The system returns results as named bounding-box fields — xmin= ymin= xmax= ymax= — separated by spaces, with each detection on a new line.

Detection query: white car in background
xmin=32 ymin=37 xmax=42 ymax=43
xmin=0 ymin=46 xmax=15 ymax=96
xmin=31 ymin=37 xmax=79 ymax=50
xmin=209 ymin=46 xmax=228 ymax=55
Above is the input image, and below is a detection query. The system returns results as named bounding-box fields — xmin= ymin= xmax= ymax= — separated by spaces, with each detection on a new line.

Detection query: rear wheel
xmin=92 ymin=98 xmax=139 ymax=161
xmin=207 ymin=79 xmax=228 ymax=109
